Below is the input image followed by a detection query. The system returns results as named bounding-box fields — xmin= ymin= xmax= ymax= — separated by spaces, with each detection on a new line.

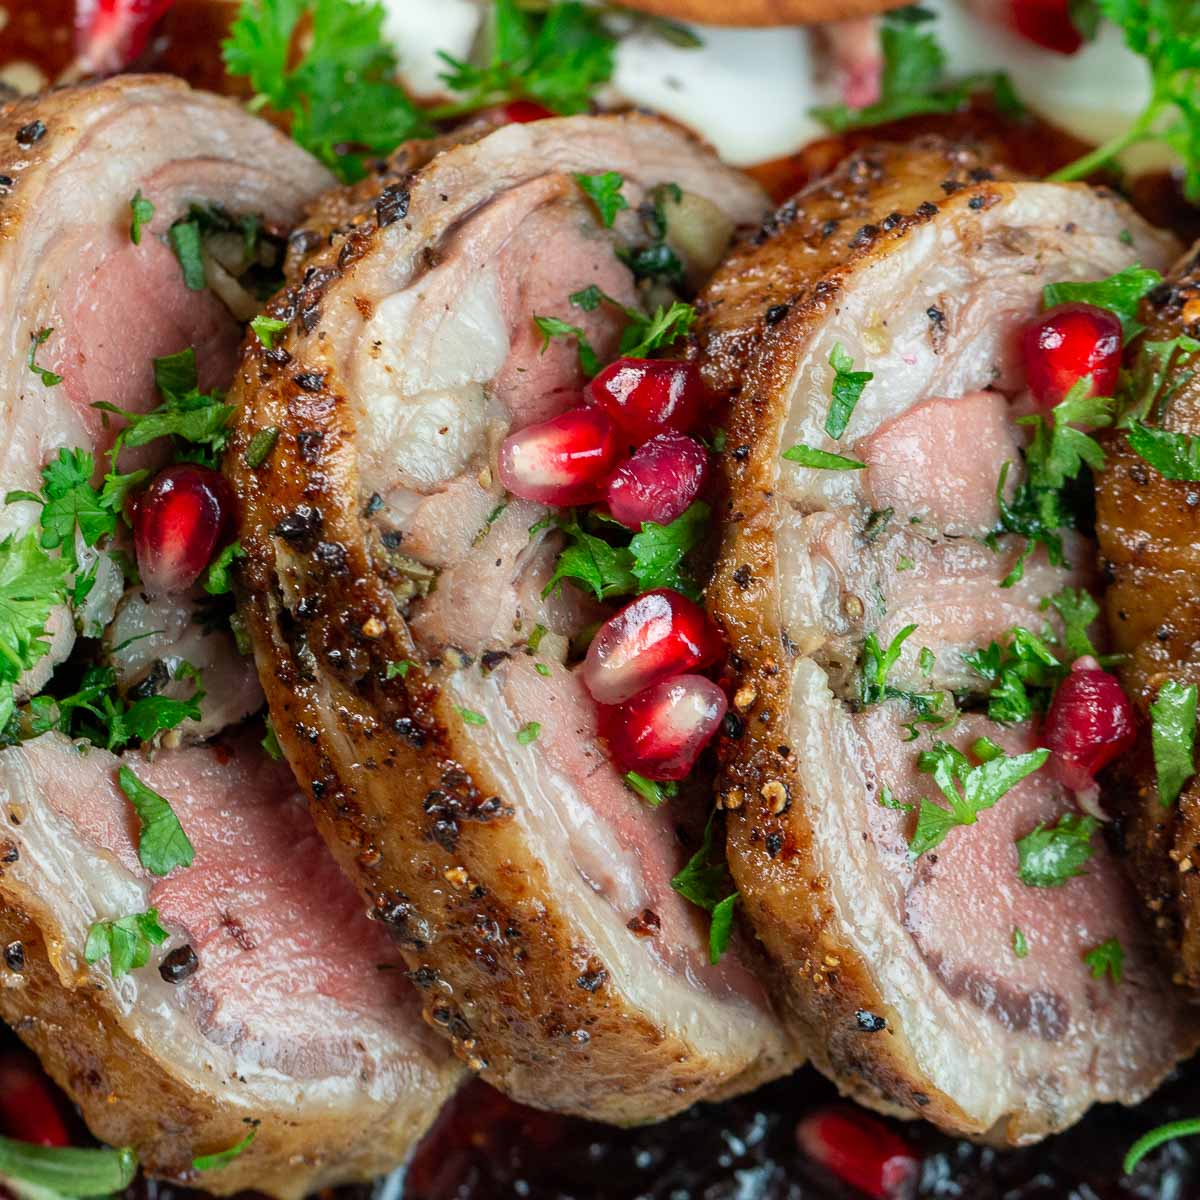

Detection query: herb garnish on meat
xmin=85 ymin=908 xmax=169 ymax=978
xmin=118 ymin=766 xmax=196 ymax=876
xmin=1083 ymin=936 xmax=1125 ymax=984
xmin=1016 ymin=812 xmax=1098 ymax=887
xmin=193 ymin=1122 xmax=260 ymax=1172
xmin=0 ymin=1137 xmax=137 ymax=1194
xmin=1150 ymin=678 xmax=1198 ymax=805
xmin=825 ymin=344 xmax=873 ymax=440
xmin=670 ymin=809 xmax=739 ymax=964
xmin=574 ymin=171 xmax=629 ymax=228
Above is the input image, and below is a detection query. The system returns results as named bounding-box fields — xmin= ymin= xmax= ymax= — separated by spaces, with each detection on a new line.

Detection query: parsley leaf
xmin=435 ymin=0 xmax=616 ymax=118
xmin=670 ymin=809 xmax=739 ymax=964
xmin=250 ymin=315 xmax=288 ymax=349
xmin=27 ymin=328 xmax=62 ymax=388
xmin=909 ymin=740 xmax=1049 ymax=856
xmin=1126 ymin=421 xmax=1200 ymax=480
xmin=193 ymin=1124 xmax=260 ymax=1172
xmin=825 ymin=343 xmax=873 ymax=439
xmin=455 ymin=706 xmax=488 ymax=727
xmin=1042 ymin=265 xmax=1162 ymax=337
xmin=543 ymin=512 xmax=637 ymax=601
xmin=1044 ymin=586 xmax=1100 ymax=660
xmin=203 ymin=542 xmax=245 ymax=596
xmin=620 ymin=301 xmax=696 ymax=359
xmin=782 ymin=444 xmax=866 ymax=470
xmin=965 ymin=626 xmax=1063 ymax=723
xmin=224 ymin=0 xmax=434 ymax=182
xmin=0 ymin=534 xmax=70 ymax=692
xmin=1083 ymin=936 xmax=1125 ymax=984
xmin=1151 ymin=678 xmax=1197 ymax=805
xmin=117 ymin=766 xmax=196 ymax=877
xmin=129 ymin=190 xmax=155 ymax=245
xmin=168 ymin=220 xmax=207 ymax=291
xmin=574 ymin=171 xmax=628 ymax=227
xmin=516 ymin=721 xmax=541 ymax=745
xmin=84 ymin=908 xmax=169 ymax=977
xmin=244 ymin=427 xmax=280 ymax=469
xmin=624 ymin=771 xmax=676 ymax=806
xmin=628 ymin=501 xmax=709 ymax=598
xmin=1016 ymin=812 xmax=1098 ymax=887
xmin=1050 ymin=0 xmax=1200 ymax=201
xmin=1013 ymin=927 xmax=1030 ymax=958
xmin=532 ymin=315 xmax=600 ymax=377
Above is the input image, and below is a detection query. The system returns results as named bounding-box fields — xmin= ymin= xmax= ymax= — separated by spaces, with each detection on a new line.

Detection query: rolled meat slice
xmin=1095 ymin=249 xmax=1200 ymax=995
xmin=227 ymin=114 xmax=798 ymax=1122
xmin=0 ymin=732 xmax=462 ymax=1197
xmin=0 ymin=75 xmax=332 ymax=695
xmin=697 ymin=138 xmax=1196 ymax=1141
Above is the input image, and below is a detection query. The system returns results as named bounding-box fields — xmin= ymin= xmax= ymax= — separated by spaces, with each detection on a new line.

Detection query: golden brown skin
xmin=610 ymin=0 xmax=905 ymax=26
xmin=1096 ymin=250 xmax=1200 ymax=994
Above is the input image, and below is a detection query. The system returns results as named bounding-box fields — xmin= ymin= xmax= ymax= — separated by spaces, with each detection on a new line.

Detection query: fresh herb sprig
xmin=670 ymin=809 xmax=739 ymax=964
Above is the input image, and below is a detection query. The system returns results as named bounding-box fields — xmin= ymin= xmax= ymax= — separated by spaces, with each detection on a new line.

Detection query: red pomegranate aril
xmin=134 ymin=464 xmax=232 ymax=595
xmin=1044 ymin=659 xmax=1137 ymax=794
xmin=75 ymin=0 xmax=177 ymax=74
xmin=586 ymin=358 xmax=707 ymax=444
xmin=503 ymin=99 xmax=557 ymax=123
xmin=599 ymin=673 xmax=727 ymax=781
xmin=1021 ymin=301 xmax=1122 ymax=409
xmin=606 ymin=432 xmax=708 ymax=529
xmin=0 ymin=1052 xmax=70 ymax=1147
xmin=796 ymin=1107 xmax=919 ymax=1200
xmin=498 ymin=406 xmax=620 ymax=506
xmin=583 ymin=589 xmax=722 ymax=706
xmin=1008 ymin=0 xmax=1083 ymax=55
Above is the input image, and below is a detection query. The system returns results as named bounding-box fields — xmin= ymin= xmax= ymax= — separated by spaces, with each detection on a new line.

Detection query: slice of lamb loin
xmin=226 ymin=113 xmax=799 ymax=1122
xmin=0 ymin=731 xmax=462 ymax=1197
xmin=696 ymin=138 xmax=1196 ymax=1141
xmin=0 ymin=75 xmax=332 ymax=694
xmin=1095 ymin=247 xmax=1200 ymax=995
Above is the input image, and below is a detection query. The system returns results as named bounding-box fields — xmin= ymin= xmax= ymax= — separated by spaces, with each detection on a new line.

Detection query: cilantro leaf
xmin=825 ymin=343 xmax=873 ymax=440
xmin=909 ymin=740 xmax=1049 ymax=856
xmin=1016 ymin=812 xmax=1098 ymax=887
xmin=965 ymin=626 xmax=1063 ymax=723
xmin=244 ymin=427 xmax=280 ymax=470
xmin=1151 ymin=678 xmax=1197 ymax=805
xmin=27 ymin=328 xmax=62 ymax=388
xmin=575 ymin=171 xmax=628 ymax=227
xmin=435 ymin=0 xmax=615 ymax=118
xmin=782 ymin=444 xmax=866 ymax=470
xmin=129 ymin=190 xmax=155 ymax=245
xmin=628 ymin=501 xmax=709 ymax=598
xmin=117 ymin=766 xmax=196 ymax=877
xmin=1117 ymin=335 xmax=1200 ymax=428
xmin=193 ymin=1124 xmax=259 ymax=1172
xmin=224 ymin=0 xmax=434 ymax=182
xmin=532 ymin=315 xmax=600 ymax=377
xmin=670 ymin=809 xmax=739 ymax=962
xmin=1083 ymin=936 xmax=1125 ymax=984
xmin=1042 ymin=265 xmax=1162 ymax=337
xmin=84 ymin=908 xmax=169 ymax=977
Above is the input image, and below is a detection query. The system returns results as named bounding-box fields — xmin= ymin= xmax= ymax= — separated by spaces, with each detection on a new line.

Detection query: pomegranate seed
xmin=74 ymin=0 xmax=176 ymax=74
xmin=503 ymin=100 xmax=557 ymax=123
xmin=598 ymin=673 xmax=727 ymax=781
xmin=1043 ymin=659 xmax=1137 ymax=793
xmin=606 ymin=433 xmax=708 ymax=530
xmin=498 ymin=406 xmax=620 ymax=507
xmin=796 ymin=1107 xmax=919 ymax=1200
xmin=0 ymin=1052 xmax=70 ymax=1147
xmin=1021 ymin=302 xmax=1122 ymax=409
xmin=586 ymin=358 xmax=707 ymax=445
xmin=583 ymin=589 xmax=722 ymax=706
xmin=133 ymin=464 xmax=232 ymax=595
xmin=1009 ymin=0 xmax=1083 ymax=54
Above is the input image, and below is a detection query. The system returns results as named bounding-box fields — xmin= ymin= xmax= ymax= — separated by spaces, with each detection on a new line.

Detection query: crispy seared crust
xmin=227 ymin=117 xmax=795 ymax=1123
xmin=1096 ymin=251 xmax=1200 ymax=996
xmin=0 ymin=904 xmax=439 ymax=1199
xmin=609 ymin=0 xmax=905 ymax=26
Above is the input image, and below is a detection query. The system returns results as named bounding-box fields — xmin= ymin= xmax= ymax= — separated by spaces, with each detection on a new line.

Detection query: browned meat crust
xmin=609 ymin=0 xmax=905 ymax=26
xmin=1096 ymin=252 xmax=1200 ymax=994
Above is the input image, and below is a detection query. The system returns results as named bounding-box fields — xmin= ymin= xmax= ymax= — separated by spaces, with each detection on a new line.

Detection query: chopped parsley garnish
xmin=812 ymin=5 xmax=1020 ymax=133
xmin=1124 ymin=1118 xmax=1200 ymax=1174
xmin=1016 ymin=812 xmax=1098 ymax=887
xmin=0 ymin=1138 xmax=137 ymax=1195
xmin=129 ymin=189 xmax=155 ymax=245
xmin=455 ymin=706 xmax=488 ymax=727
xmin=27 ymin=328 xmax=62 ymax=388
xmin=825 ymin=343 xmax=873 ymax=440
xmin=1013 ymin=927 xmax=1030 ymax=958
xmin=574 ymin=172 xmax=628 ymax=227
xmin=1045 ymin=586 xmax=1101 ymax=660
xmin=244 ymin=427 xmax=280 ymax=469
xmin=516 ymin=721 xmax=541 ymax=745
xmin=1050 ymin=0 xmax=1200 ymax=201
xmin=566 ymin=286 xmax=696 ymax=359
xmin=1125 ymin=422 xmax=1200 ymax=480
xmin=1116 ymin=335 xmax=1200 ymax=429
xmin=624 ymin=771 xmax=677 ymax=806
xmin=544 ymin=511 xmax=637 ymax=601
xmin=532 ymin=315 xmax=600 ymax=377
xmin=1150 ymin=679 xmax=1197 ymax=805
xmin=877 ymin=783 xmax=914 ymax=813
xmin=628 ymin=501 xmax=709 ymax=597
xmin=224 ymin=0 xmax=433 ymax=181
xmin=385 ymin=659 xmax=411 ymax=679
xmin=250 ymin=315 xmax=288 ymax=349
xmin=85 ymin=908 xmax=169 ymax=977
xmin=262 ymin=717 xmax=283 ymax=760
xmin=193 ymin=1123 xmax=260 ymax=1172
xmin=1083 ymin=936 xmax=1125 ymax=984
xmin=909 ymin=739 xmax=1048 ymax=857
xmin=1042 ymin=264 xmax=1161 ymax=337
xmin=434 ymin=0 xmax=616 ymax=118
xmin=168 ymin=219 xmax=206 ymax=291
xmin=858 ymin=625 xmax=949 ymax=731
xmin=203 ymin=541 xmax=245 ymax=596
xmin=964 ymin=626 xmax=1062 ymax=724
xmin=118 ymin=766 xmax=196 ymax=877
xmin=670 ymin=809 xmax=739 ymax=964
xmin=782 ymin=444 xmax=866 ymax=471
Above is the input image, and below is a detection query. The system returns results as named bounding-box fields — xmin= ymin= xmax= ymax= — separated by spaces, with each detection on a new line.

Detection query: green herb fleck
xmin=27 ymin=328 xmax=62 ymax=388
xmin=1016 ymin=812 xmax=1098 ymax=888
xmin=1124 ymin=1118 xmax=1200 ymax=1175
xmin=250 ymin=315 xmax=289 ymax=349
xmin=129 ymin=190 xmax=155 ymax=245
xmin=244 ymin=427 xmax=280 ymax=469
xmin=1083 ymin=936 xmax=1124 ymax=984
xmin=1013 ymin=927 xmax=1030 ymax=958
xmin=574 ymin=171 xmax=628 ymax=227
xmin=203 ymin=541 xmax=245 ymax=596
xmin=84 ymin=908 xmax=169 ymax=977
xmin=624 ymin=771 xmax=676 ymax=807
xmin=516 ymin=721 xmax=541 ymax=745
xmin=117 ymin=766 xmax=196 ymax=877
xmin=193 ymin=1122 xmax=260 ymax=1172
xmin=1151 ymin=679 xmax=1197 ymax=805
xmin=456 ymin=706 xmax=488 ymax=727
xmin=670 ymin=809 xmax=739 ymax=963
xmin=825 ymin=343 xmax=873 ymax=439
xmin=782 ymin=444 xmax=866 ymax=470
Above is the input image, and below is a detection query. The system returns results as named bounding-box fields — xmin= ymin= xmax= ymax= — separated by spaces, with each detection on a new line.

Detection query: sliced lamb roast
xmin=696 ymin=138 xmax=1197 ymax=1141
xmin=1095 ymin=248 xmax=1200 ymax=995
xmin=0 ymin=732 xmax=462 ymax=1196
xmin=0 ymin=74 xmax=332 ymax=697
xmin=226 ymin=114 xmax=799 ymax=1122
